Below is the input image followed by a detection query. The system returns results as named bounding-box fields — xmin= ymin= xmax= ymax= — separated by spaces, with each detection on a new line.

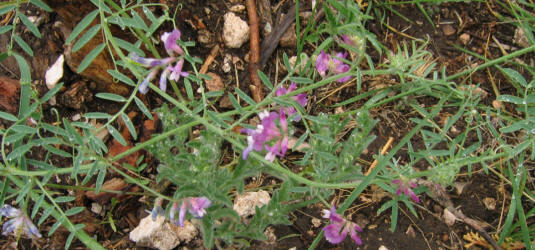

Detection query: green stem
xmin=446 ymin=45 xmax=535 ymax=81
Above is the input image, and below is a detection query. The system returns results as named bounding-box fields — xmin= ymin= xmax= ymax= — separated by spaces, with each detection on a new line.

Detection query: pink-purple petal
xmin=323 ymin=223 xmax=347 ymax=244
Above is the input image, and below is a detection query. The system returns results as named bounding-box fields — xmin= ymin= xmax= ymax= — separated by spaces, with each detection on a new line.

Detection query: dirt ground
xmin=0 ymin=0 xmax=533 ymax=249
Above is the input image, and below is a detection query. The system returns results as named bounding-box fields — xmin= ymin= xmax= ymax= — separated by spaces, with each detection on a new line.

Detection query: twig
xmin=246 ymin=0 xmax=263 ymax=103
xmin=419 ymin=180 xmax=502 ymax=250
xmin=365 ymin=137 xmax=394 ymax=176
xmin=239 ymin=5 xmax=296 ymax=86
xmin=199 ymin=44 xmax=219 ymax=75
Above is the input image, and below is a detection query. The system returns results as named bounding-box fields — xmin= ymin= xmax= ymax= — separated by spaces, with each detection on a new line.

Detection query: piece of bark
xmin=58 ymin=81 xmax=93 ymax=109
xmin=0 ymin=77 xmax=20 ymax=114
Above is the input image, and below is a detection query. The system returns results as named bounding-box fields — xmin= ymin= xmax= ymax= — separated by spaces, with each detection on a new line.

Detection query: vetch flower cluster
xmin=169 ymin=197 xmax=212 ymax=227
xmin=242 ymin=84 xmax=307 ymax=162
xmin=322 ymin=205 xmax=362 ymax=245
xmin=392 ymin=178 xmax=420 ymax=203
xmin=1 ymin=205 xmax=41 ymax=238
xmin=130 ymin=29 xmax=189 ymax=94
xmin=315 ymin=50 xmax=351 ymax=83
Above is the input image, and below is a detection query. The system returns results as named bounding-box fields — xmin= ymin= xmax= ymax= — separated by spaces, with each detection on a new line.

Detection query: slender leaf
xmin=235 ymin=88 xmax=256 ymax=106
xmin=30 ymin=0 xmax=52 ymax=12
xmin=135 ymin=97 xmax=153 ymax=119
xmin=0 ymin=25 xmax=12 ymax=35
xmin=121 ymin=113 xmax=137 ymax=140
xmin=14 ymin=35 xmax=33 ymax=56
xmin=64 ymin=207 xmax=85 ymax=216
xmin=113 ymin=37 xmax=144 ymax=57
xmin=7 ymin=143 xmax=33 ymax=161
xmin=108 ymin=69 xmax=136 ymax=86
xmin=55 ymin=196 xmax=75 ymax=203
xmin=48 ymin=217 xmax=65 ymax=236
xmin=66 ymin=10 xmax=99 ymax=44
xmin=77 ymin=43 xmax=105 ymax=73
xmin=95 ymin=93 xmax=127 ymax=102
xmin=0 ymin=111 xmax=18 ymax=122
xmin=83 ymin=112 xmax=112 ymax=119
xmin=18 ymin=13 xmax=41 ymax=38
xmin=502 ymin=68 xmax=528 ymax=88
xmin=107 ymin=125 xmax=127 ymax=146
xmin=72 ymin=25 xmax=101 ymax=53
xmin=41 ymin=82 xmax=64 ymax=102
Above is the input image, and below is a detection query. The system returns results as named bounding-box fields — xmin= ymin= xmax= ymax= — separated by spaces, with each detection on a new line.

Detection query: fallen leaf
xmin=0 ymin=77 xmax=20 ymax=114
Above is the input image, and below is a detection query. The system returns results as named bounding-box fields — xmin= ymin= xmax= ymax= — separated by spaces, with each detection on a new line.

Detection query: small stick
xmin=365 ymin=137 xmax=394 ymax=176
xmin=199 ymin=44 xmax=219 ymax=75
xmin=246 ymin=0 xmax=263 ymax=103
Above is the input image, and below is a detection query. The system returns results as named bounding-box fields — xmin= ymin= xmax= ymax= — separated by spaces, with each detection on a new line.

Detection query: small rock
xmin=219 ymin=95 xmax=233 ymax=108
xmin=222 ymin=54 xmax=232 ymax=73
xmin=405 ymin=225 xmax=416 ymax=238
xmin=197 ymin=29 xmax=213 ymax=45
xmin=492 ymin=100 xmax=503 ymax=109
xmin=264 ymin=226 xmax=277 ymax=244
xmin=459 ymin=33 xmax=470 ymax=45
xmin=90 ymin=202 xmax=103 ymax=215
xmin=45 ymin=54 xmax=65 ymax=90
xmin=379 ymin=246 xmax=389 ymax=250
xmin=288 ymin=53 xmax=309 ymax=74
xmin=229 ymin=4 xmax=245 ymax=12
xmin=71 ymin=113 xmax=81 ymax=121
xmin=262 ymin=22 xmax=272 ymax=37
xmin=223 ymin=12 xmax=250 ymax=49
xmin=483 ymin=197 xmax=496 ymax=210
xmin=129 ymin=214 xmax=198 ymax=250
xmin=442 ymin=24 xmax=456 ymax=36
xmin=311 ymin=217 xmax=322 ymax=228
xmin=514 ymin=27 xmax=530 ymax=48
xmin=443 ymin=208 xmax=457 ymax=226
xmin=279 ymin=15 xmax=296 ymax=47
xmin=453 ymin=181 xmax=470 ymax=195
xmin=205 ymin=72 xmax=224 ymax=92
xmin=233 ymin=190 xmax=271 ymax=217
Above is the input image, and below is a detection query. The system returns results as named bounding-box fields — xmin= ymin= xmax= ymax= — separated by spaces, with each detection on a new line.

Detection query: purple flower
xmin=392 ymin=179 xmax=420 ymax=203
xmin=170 ymin=197 xmax=212 ymax=227
xmin=139 ymin=69 xmax=159 ymax=94
xmin=129 ymin=29 xmax=188 ymax=94
xmin=130 ymin=52 xmax=174 ymax=68
xmin=1 ymin=205 xmax=41 ymax=238
xmin=316 ymin=51 xmax=330 ymax=77
xmin=275 ymin=82 xmax=307 ymax=119
xmin=322 ymin=205 xmax=362 ymax=245
xmin=161 ymin=29 xmax=183 ymax=56
xmin=168 ymin=58 xmax=189 ymax=82
xmin=242 ymin=109 xmax=289 ymax=162
xmin=315 ymin=50 xmax=351 ymax=83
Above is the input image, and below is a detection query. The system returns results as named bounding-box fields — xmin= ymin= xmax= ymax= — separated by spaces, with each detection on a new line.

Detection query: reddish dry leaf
xmin=0 ymin=76 xmax=20 ymax=114
xmin=85 ymin=177 xmax=128 ymax=202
